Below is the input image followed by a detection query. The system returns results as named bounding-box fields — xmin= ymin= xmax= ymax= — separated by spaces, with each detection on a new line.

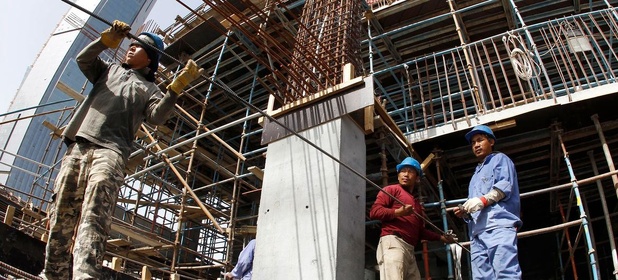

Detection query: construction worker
xmin=224 ymin=239 xmax=256 ymax=280
xmin=454 ymin=125 xmax=522 ymax=279
xmin=370 ymin=157 xmax=455 ymax=280
xmin=41 ymin=20 xmax=203 ymax=279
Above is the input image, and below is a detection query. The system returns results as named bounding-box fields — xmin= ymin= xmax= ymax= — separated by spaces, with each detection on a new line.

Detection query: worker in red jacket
xmin=370 ymin=157 xmax=455 ymax=280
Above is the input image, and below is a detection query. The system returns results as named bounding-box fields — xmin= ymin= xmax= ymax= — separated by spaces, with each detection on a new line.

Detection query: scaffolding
xmin=0 ymin=0 xmax=617 ymax=279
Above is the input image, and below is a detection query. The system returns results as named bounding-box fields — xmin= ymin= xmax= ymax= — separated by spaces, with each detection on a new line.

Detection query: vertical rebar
xmin=289 ymin=0 xmax=363 ymax=97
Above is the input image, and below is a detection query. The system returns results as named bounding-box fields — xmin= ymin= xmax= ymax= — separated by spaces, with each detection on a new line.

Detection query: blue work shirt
xmin=467 ymin=152 xmax=522 ymax=237
xmin=230 ymin=239 xmax=255 ymax=280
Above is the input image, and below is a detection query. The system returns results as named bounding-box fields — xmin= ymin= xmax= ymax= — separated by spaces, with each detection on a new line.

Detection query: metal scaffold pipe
xmin=587 ymin=151 xmax=618 ymax=279
xmin=591 ymin=114 xmax=618 ymax=198
xmin=154 ymin=113 xmax=261 ymax=157
xmin=434 ymin=154 xmax=454 ymax=278
xmin=558 ymin=133 xmax=600 ymax=280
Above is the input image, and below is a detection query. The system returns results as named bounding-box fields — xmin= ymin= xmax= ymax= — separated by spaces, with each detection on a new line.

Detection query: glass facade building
xmin=0 ymin=0 xmax=157 ymax=209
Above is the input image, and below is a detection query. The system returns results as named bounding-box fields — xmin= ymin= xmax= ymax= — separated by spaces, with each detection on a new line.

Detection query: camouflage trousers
xmin=42 ymin=142 xmax=125 ymax=280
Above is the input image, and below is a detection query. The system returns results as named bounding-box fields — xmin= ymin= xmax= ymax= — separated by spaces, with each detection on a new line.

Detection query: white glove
xmin=463 ymin=188 xmax=506 ymax=214
xmin=462 ymin=197 xmax=486 ymax=213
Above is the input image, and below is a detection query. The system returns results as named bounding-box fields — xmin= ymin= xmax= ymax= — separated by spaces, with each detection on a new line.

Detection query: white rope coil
xmin=503 ymin=33 xmax=537 ymax=81
xmin=510 ymin=48 xmax=533 ymax=81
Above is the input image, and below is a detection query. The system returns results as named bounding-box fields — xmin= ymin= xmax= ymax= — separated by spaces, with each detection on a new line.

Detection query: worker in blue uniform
xmin=225 ymin=239 xmax=255 ymax=280
xmin=454 ymin=125 xmax=522 ymax=279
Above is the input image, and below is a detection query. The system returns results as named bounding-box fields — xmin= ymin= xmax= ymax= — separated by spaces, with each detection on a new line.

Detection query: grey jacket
xmin=62 ymin=38 xmax=177 ymax=160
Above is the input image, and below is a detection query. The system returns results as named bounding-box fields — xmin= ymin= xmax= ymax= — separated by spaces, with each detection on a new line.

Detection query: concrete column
xmin=253 ymin=116 xmax=366 ymax=279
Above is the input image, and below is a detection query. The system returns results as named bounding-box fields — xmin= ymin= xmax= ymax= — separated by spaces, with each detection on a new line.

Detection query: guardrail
xmin=376 ymin=9 xmax=618 ymax=141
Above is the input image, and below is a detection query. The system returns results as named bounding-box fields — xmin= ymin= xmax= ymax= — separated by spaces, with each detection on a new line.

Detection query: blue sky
xmin=0 ymin=0 xmax=202 ymax=114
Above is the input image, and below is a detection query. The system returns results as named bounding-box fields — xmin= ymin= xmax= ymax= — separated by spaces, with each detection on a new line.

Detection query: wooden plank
xmin=41 ymin=121 xmax=64 ymax=140
xmin=373 ymin=97 xmax=416 ymax=157
xmin=261 ymin=77 xmax=374 ymax=144
xmin=420 ymin=153 xmax=435 ymax=172
xmin=141 ymin=266 xmax=152 ymax=280
xmin=247 ymin=166 xmax=264 ymax=180
xmin=111 ymin=257 xmax=122 ymax=271
xmin=108 ymin=238 xmax=132 ymax=247
xmin=268 ymin=76 xmax=364 ymax=118
xmin=110 ymin=224 xmax=165 ymax=247
xmin=56 ymin=80 xmax=85 ymax=102
xmin=343 ymin=63 xmax=354 ymax=82
xmin=364 ymin=105 xmax=374 ymax=134
xmin=4 ymin=205 xmax=15 ymax=225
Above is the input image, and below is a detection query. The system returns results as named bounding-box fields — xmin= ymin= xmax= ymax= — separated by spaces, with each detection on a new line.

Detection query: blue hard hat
xmin=137 ymin=32 xmax=164 ymax=54
xmin=135 ymin=32 xmax=164 ymax=82
xmin=465 ymin=125 xmax=496 ymax=143
xmin=396 ymin=157 xmax=423 ymax=177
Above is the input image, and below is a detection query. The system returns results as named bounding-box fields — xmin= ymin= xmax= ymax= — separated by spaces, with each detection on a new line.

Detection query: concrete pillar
xmin=253 ymin=116 xmax=366 ymax=279
xmin=170 ymin=273 xmax=180 ymax=280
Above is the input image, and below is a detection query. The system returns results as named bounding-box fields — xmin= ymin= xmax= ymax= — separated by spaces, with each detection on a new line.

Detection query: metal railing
xmin=376 ymin=9 xmax=618 ymax=142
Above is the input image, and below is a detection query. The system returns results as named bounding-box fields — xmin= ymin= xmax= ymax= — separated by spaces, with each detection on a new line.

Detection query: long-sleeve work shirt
xmin=63 ymin=38 xmax=178 ymax=160
xmin=467 ymin=152 xmax=522 ymax=237
xmin=370 ymin=184 xmax=441 ymax=246
xmin=230 ymin=239 xmax=255 ymax=280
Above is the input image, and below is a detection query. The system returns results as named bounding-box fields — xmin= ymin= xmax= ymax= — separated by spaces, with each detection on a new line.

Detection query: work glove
xmin=462 ymin=188 xmax=506 ymax=214
xmin=462 ymin=196 xmax=487 ymax=214
xmin=100 ymin=20 xmax=131 ymax=49
xmin=167 ymin=59 xmax=204 ymax=94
